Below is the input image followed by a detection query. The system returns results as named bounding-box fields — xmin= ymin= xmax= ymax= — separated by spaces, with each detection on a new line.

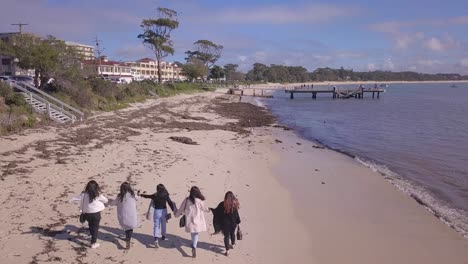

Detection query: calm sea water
xmin=262 ymin=83 xmax=468 ymax=237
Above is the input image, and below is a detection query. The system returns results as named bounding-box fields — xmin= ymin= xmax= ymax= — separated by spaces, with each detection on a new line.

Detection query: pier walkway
xmin=285 ymin=87 xmax=385 ymax=99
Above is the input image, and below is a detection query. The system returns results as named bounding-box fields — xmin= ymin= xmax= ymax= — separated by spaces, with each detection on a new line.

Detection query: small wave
xmin=254 ymin=98 xmax=266 ymax=108
xmin=355 ymin=156 xmax=468 ymax=238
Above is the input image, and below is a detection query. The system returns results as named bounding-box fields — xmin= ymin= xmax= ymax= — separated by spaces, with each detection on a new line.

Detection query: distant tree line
xmin=208 ymin=63 xmax=468 ymax=83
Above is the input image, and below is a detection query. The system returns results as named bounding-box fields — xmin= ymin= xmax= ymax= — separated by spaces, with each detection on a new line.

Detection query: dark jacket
xmin=212 ymin=202 xmax=241 ymax=233
xmin=141 ymin=192 xmax=175 ymax=212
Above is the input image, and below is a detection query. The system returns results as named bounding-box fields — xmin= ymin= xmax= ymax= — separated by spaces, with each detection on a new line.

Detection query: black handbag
xmin=179 ymin=198 xmax=188 ymax=228
xmin=79 ymin=213 xmax=86 ymax=223
xmin=236 ymin=225 xmax=243 ymax=240
xmin=79 ymin=195 xmax=86 ymax=223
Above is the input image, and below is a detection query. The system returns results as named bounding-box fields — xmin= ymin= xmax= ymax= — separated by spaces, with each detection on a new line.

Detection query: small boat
xmin=450 ymin=84 xmax=458 ymax=88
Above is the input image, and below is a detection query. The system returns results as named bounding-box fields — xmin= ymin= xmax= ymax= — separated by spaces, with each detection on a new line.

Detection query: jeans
xmin=191 ymin=232 xmax=199 ymax=248
xmin=85 ymin=212 xmax=101 ymax=244
xmin=222 ymin=227 xmax=236 ymax=250
xmin=153 ymin=209 xmax=167 ymax=239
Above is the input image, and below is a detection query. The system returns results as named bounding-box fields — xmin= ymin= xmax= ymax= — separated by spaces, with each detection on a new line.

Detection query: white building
xmin=65 ymin=41 xmax=95 ymax=61
xmin=127 ymin=58 xmax=185 ymax=82
xmin=82 ymin=56 xmax=133 ymax=83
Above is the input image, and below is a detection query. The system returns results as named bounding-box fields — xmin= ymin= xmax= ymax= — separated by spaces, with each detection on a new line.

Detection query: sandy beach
xmin=0 ymin=92 xmax=467 ymax=264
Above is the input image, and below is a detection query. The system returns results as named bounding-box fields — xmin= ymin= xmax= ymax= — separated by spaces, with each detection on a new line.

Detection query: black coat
xmin=212 ymin=202 xmax=241 ymax=233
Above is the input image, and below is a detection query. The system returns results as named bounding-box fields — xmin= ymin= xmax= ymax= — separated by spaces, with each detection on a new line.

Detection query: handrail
xmin=15 ymin=81 xmax=84 ymax=120
xmin=10 ymin=82 xmax=77 ymax=122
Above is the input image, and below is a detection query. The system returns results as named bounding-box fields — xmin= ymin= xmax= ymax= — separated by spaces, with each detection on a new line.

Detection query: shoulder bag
xmin=179 ymin=198 xmax=188 ymax=228
xmin=236 ymin=225 xmax=243 ymax=240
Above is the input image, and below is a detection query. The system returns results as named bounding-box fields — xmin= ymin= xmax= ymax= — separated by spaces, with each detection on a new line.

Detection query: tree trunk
xmin=34 ymin=69 xmax=40 ymax=87
xmin=157 ymin=59 xmax=162 ymax=83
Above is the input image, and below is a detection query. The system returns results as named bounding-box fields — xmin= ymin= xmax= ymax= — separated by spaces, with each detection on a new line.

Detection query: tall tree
xmin=0 ymin=34 xmax=78 ymax=88
xmin=138 ymin=7 xmax=179 ymax=83
xmin=186 ymin=40 xmax=223 ymax=68
xmin=209 ymin=65 xmax=225 ymax=80
xmin=182 ymin=58 xmax=209 ymax=82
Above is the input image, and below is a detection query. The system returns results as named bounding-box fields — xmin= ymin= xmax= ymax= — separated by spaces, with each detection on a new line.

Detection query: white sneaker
xmin=91 ymin=243 xmax=100 ymax=249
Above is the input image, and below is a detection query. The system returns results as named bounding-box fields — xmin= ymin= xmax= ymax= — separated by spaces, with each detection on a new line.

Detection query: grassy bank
xmin=48 ymin=78 xmax=213 ymax=112
xmin=0 ymin=79 xmax=216 ymax=135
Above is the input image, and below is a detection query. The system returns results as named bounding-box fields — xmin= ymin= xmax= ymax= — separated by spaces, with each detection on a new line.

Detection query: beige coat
xmin=176 ymin=197 xmax=210 ymax=233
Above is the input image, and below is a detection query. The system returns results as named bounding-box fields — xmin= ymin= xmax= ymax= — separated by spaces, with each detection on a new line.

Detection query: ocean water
xmin=262 ymin=82 xmax=468 ymax=237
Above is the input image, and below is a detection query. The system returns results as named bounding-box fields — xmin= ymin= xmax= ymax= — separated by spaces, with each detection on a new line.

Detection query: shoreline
xmin=267 ymin=127 xmax=468 ymax=263
xmin=271 ymin=122 xmax=468 ymax=239
xmin=251 ymin=93 xmax=468 ymax=239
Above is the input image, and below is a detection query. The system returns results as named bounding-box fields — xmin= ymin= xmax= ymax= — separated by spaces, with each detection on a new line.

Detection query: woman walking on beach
xmin=72 ymin=180 xmax=108 ymax=249
xmin=212 ymin=191 xmax=241 ymax=256
xmin=139 ymin=184 xmax=176 ymax=248
xmin=176 ymin=186 xmax=210 ymax=258
xmin=109 ymin=182 xmax=140 ymax=250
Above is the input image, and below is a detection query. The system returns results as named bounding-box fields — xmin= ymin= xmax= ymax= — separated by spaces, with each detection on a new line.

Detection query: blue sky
xmin=1 ymin=0 xmax=468 ymax=73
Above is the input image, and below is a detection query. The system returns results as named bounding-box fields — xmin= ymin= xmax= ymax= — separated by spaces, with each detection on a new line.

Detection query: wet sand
xmin=0 ymin=92 xmax=467 ymax=264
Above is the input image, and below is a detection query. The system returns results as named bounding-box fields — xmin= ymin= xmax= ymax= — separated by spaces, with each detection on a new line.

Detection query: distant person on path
xmin=139 ymin=184 xmax=176 ymax=248
xmin=109 ymin=182 xmax=140 ymax=250
xmin=211 ymin=191 xmax=241 ymax=256
xmin=176 ymin=186 xmax=210 ymax=258
xmin=71 ymin=180 xmax=108 ymax=249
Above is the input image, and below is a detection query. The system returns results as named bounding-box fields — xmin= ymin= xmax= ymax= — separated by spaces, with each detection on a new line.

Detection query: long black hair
xmin=189 ymin=186 xmax=205 ymax=203
xmin=118 ymin=182 xmax=135 ymax=202
xmin=155 ymin=183 xmax=169 ymax=198
xmin=84 ymin=180 xmax=101 ymax=202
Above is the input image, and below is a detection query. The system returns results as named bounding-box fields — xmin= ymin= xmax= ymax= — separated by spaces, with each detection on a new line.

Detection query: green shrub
xmin=0 ymin=82 xmax=13 ymax=98
xmin=88 ymin=78 xmax=121 ymax=99
xmin=5 ymin=93 xmax=26 ymax=106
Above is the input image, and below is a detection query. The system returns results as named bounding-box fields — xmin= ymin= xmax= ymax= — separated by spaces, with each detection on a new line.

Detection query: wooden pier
xmin=285 ymin=87 xmax=385 ymax=99
xmin=228 ymin=88 xmax=274 ymax=98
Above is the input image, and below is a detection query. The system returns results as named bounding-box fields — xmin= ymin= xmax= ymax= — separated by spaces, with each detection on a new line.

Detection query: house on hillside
xmin=82 ymin=56 xmax=133 ymax=83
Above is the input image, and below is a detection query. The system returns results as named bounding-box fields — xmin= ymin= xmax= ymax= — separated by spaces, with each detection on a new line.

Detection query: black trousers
xmin=85 ymin=212 xmax=101 ymax=244
xmin=125 ymin=229 xmax=133 ymax=241
xmin=222 ymin=227 xmax=236 ymax=250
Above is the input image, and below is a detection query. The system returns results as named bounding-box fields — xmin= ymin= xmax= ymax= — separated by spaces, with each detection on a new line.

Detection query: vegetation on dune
xmin=0 ymin=82 xmax=42 ymax=133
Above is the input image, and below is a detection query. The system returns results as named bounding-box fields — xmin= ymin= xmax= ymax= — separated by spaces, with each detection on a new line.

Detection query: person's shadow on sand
xmin=25 ymin=225 xmax=224 ymax=257
xmin=99 ymin=226 xmax=224 ymax=257
xmin=25 ymin=225 xmax=125 ymax=250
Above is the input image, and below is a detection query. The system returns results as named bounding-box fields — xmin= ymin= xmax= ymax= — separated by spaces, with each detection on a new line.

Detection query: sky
xmin=1 ymin=0 xmax=468 ymax=74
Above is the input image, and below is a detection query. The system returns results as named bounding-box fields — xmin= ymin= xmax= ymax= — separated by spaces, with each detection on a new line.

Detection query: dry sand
xmin=0 ymin=92 xmax=467 ymax=264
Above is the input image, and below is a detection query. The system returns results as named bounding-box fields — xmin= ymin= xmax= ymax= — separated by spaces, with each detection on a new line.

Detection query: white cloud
xmin=0 ymin=0 xmax=141 ymax=40
xmin=204 ymin=4 xmax=361 ymax=25
xmin=367 ymin=63 xmax=377 ymax=71
xmin=336 ymin=52 xmax=367 ymax=59
xmin=115 ymin=44 xmax=152 ymax=60
xmin=370 ymin=15 xmax=468 ymax=32
xmin=383 ymin=58 xmax=395 ymax=70
xmin=423 ymin=34 xmax=460 ymax=52
xmin=237 ymin=55 xmax=247 ymax=62
xmin=460 ymin=58 xmax=468 ymax=67
xmin=424 ymin=37 xmax=444 ymax=51
xmin=394 ymin=32 xmax=425 ymax=49
xmin=416 ymin=60 xmax=442 ymax=66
